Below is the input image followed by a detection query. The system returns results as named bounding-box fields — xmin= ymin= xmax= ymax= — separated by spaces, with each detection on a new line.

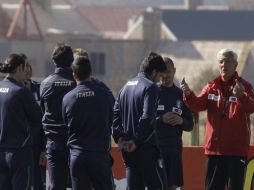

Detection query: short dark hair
xmin=52 ymin=43 xmax=74 ymax=68
xmin=19 ymin=53 xmax=28 ymax=61
xmin=0 ymin=53 xmax=26 ymax=74
xmin=139 ymin=51 xmax=166 ymax=75
xmin=71 ymin=56 xmax=92 ymax=80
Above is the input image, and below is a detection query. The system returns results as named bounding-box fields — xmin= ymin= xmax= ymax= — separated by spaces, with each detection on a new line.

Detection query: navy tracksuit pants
xmin=69 ymin=152 xmax=115 ymax=190
xmin=0 ymin=147 xmax=33 ymax=190
xmin=122 ymin=145 xmax=167 ymax=190
xmin=32 ymin=145 xmax=46 ymax=190
xmin=46 ymin=139 xmax=69 ymax=190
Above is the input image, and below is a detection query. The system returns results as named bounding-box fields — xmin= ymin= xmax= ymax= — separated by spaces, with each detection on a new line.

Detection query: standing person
xmin=40 ymin=44 xmax=76 ymax=190
xmin=113 ymin=52 xmax=168 ymax=190
xmin=21 ymin=55 xmax=47 ymax=190
xmin=73 ymin=48 xmax=115 ymax=102
xmin=157 ymin=57 xmax=194 ymax=190
xmin=0 ymin=54 xmax=42 ymax=190
xmin=181 ymin=48 xmax=254 ymax=190
xmin=62 ymin=56 xmax=115 ymax=190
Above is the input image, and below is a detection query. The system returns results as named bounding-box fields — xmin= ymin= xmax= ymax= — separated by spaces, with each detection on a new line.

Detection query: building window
xmin=90 ymin=52 xmax=105 ymax=75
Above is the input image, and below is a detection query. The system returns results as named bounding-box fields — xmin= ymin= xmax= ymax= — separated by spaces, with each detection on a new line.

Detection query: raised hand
xmin=233 ymin=79 xmax=245 ymax=98
xmin=180 ymin=77 xmax=192 ymax=96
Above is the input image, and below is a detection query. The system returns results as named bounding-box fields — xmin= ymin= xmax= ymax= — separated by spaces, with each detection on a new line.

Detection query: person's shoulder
xmin=41 ymin=74 xmax=55 ymax=85
xmin=174 ymin=84 xmax=183 ymax=93
xmin=238 ymin=77 xmax=253 ymax=89
xmin=91 ymin=77 xmax=109 ymax=88
xmin=122 ymin=76 xmax=139 ymax=89
xmin=143 ymin=76 xmax=154 ymax=86
xmin=93 ymin=83 xmax=111 ymax=95
xmin=137 ymin=75 xmax=155 ymax=90
xmin=17 ymin=85 xmax=33 ymax=97
xmin=205 ymin=76 xmax=220 ymax=89
xmin=63 ymin=87 xmax=76 ymax=101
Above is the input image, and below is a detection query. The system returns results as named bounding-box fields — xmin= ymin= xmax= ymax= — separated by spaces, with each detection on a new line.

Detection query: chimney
xmin=185 ymin=0 xmax=203 ymax=10
xmin=142 ymin=7 xmax=162 ymax=43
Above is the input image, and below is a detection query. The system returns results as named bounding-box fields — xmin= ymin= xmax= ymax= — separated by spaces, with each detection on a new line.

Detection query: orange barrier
xmin=111 ymin=145 xmax=254 ymax=190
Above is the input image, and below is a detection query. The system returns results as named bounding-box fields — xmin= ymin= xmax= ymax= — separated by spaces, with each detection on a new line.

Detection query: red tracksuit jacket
xmin=184 ymin=73 xmax=254 ymax=156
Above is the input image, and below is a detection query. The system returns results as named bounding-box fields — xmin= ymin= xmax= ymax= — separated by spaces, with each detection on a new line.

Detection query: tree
xmin=190 ymin=67 xmax=218 ymax=146
xmin=192 ymin=67 xmax=218 ymax=94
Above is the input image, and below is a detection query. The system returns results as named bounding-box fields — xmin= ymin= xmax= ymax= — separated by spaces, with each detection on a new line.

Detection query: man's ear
xmin=73 ymin=72 xmax=77 ymax=81
xmin=234 ymin=61 xmax=238 ymax=70
xmin=150 ymin=70 xmax=156 ymax=78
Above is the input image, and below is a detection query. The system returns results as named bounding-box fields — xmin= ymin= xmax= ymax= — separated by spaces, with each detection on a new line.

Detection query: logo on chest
xmin=208 ymin=93 xmax=220 ymax=101
xmin=208 ymin=93 xmax=237 ymax=103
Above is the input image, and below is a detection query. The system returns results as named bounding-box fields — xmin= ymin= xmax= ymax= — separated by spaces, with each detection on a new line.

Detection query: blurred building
xmin=0 ymin=0 xmax=254 ymax=96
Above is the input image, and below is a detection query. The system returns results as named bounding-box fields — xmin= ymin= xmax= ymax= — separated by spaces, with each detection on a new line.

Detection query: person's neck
xmin=76 ymin=77 xmax=91 ymax=85
xmin=6 ymin=74 xmax=22 ymax=83
xmin=221 ymin=73 xmax=236 ymax=82
xmin=162 ymin=82 xmax=173 ymax=88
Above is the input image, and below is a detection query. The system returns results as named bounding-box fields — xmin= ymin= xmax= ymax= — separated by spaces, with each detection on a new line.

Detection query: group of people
xmin=0 ymin=44 xmax=253 ymax=190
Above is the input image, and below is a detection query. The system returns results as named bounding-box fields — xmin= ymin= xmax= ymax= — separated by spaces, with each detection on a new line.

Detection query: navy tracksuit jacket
xmin=62 ymin=80 xmax=113 ymax=154
xmin=62 ymin=80 xmax=114 ymax=190
xmin=157 ymin=84 xmax=194 ymax=151
xmin=0 ymin=77 xmax=42 ymax=190
xmin=28 ymin=79 xmax=46 ymax=190
xmin=113 ymin=72 xmax=167 ymax=190
xmin=40 ymin=68 xmax=76 ymax=140
xmin=40 ymin=67 xmax=76 ymax=190
xmin=113 ymin=73 xmax=159 ymax=146
xmin=156 ymin=84 xmax=194 ymax=187
xmin=0 ymin=77 xmax=42 ymax=148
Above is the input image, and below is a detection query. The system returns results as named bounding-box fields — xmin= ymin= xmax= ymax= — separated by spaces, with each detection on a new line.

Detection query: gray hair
xmin=217 ymin=48 xmax=238 ymax=61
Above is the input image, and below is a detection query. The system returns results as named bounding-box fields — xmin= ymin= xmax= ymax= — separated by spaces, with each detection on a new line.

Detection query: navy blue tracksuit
xmin=0 ymin=77 xmax=42 ymax=190
xmin=28 ymin=80 xmax=46 ymax=190
xmin=62 ymin=81 xmax=115 ymax=190
xmin=157 ymin=84 xmax=194 ymax=187
xmin=40 ymin=68 xmax=76 ymax=190
xmin=113 ymin=73 xmax=167 ymax=190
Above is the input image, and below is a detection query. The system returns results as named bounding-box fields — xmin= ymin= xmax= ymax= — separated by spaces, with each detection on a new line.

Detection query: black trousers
xmin=70 ymin=152 xmax=115 ymax=190
xmin=46 ymin=140 xmax=69 ymax=190
xmin=0 ymin=147 xmax=33 ymax=190
xmin=32 ymin=145 xmax=46 ymax=190
xmin=122 ymin=145 xmax=167 ymax=190
xmin=205 ymin=155 xmax=247 ymax=190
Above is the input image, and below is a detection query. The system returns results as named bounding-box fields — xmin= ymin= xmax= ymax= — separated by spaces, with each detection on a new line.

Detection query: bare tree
xmin=190 ymin=67 xmax=218 ymax=146
xmin=192 ymin=67 xmax=218 ymax=94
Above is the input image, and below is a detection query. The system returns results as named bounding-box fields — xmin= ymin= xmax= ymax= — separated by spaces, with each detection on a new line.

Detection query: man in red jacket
xmin=180 ymin=48 xmax=254 ymax=190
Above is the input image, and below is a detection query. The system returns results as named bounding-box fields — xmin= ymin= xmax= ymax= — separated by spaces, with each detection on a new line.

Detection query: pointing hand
xmin=180 ymin=77 xmax=192 ymax=96
xmin=233 ymin=79 xmax=244 ymax=97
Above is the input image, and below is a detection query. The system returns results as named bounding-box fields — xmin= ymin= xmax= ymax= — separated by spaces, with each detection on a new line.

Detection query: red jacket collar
xmin=220 ymin=72 xmax=239 ymax=84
